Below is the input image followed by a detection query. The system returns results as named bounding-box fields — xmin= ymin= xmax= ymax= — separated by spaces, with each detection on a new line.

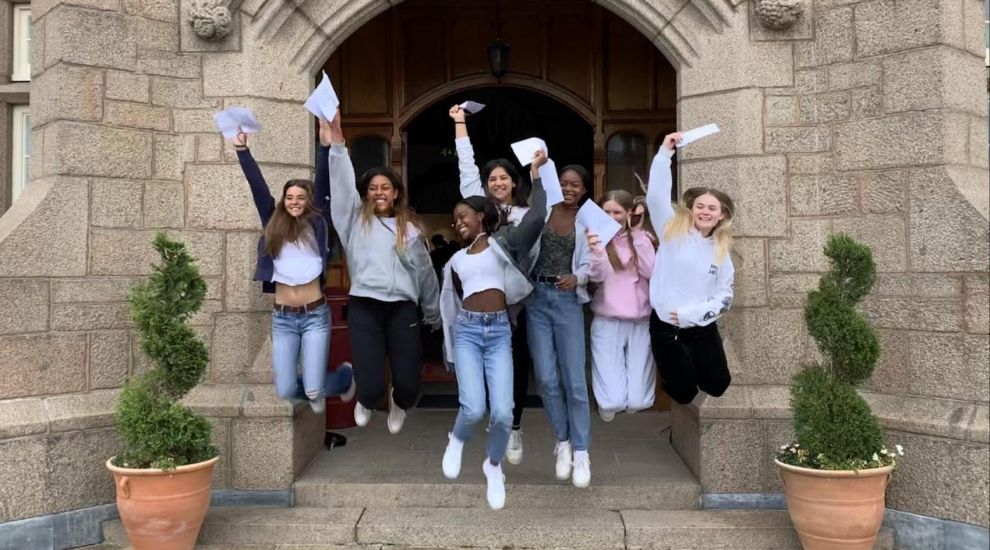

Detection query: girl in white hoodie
xmin=645 ymin=132 xmax=735 ymax=405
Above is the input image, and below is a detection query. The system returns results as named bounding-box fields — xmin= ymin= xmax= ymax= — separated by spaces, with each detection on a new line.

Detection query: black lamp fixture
xmin=487 ymin=0 xmax=510 ymax=79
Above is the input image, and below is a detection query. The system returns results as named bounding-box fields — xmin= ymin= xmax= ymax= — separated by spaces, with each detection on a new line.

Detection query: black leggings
xmin=348 ymin=296 xmax=422 ymax=410
xmin=649 ymin=313 xmax=731 ymax=405
xmin=511 ymin=308 xmax=532 ymax=429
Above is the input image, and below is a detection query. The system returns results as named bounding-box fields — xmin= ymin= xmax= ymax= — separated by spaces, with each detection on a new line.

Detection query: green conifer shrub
xmin=777 ymin=234 xmax=901 ymax=470
xmin=113 ymin=234 xmax=218 ymax=469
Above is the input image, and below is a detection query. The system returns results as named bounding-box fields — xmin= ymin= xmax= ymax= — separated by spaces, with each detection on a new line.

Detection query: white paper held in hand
xmin=676 ymin=123 xmax=720 ymax=147
xmin=304 ymin=71 xmax=340 ymax=122
xmin=577 ymin=200 xmax=622 ymax=248
xmin=510 ymin=137 xmax=548 ymax=166
xmin=459 ymin=101 xmax=485 ymax=114
xmin=538 ymin=159 xmax=564 ymax=209
xmin=212 ymin=106 xmax=260 ymax=139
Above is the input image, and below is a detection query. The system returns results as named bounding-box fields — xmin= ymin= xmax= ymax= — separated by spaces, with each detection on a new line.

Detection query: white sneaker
xmin=553 ymin=440 xmax=572 ymax=481
xmin=339 ymin=362 xmax=356 ymax=403
xmin=442 ymin=433 xmax=464 ymax=479
xmin=354 ymin=401 xmax=372 ymax=427
xmin=599 ymin=408 xmax=615 ymax=422
xmin=505 ymin=429 xmax=523 ymax=465
xmin=387 ymin=393 xmax=406 ymax=434
xmin=309 ymin=396 xmax=326 ymax=414
xmin=482 ymin=459 xmax=506 ymax=510
xmin=572 ymin=450 xmax=591 ymax=488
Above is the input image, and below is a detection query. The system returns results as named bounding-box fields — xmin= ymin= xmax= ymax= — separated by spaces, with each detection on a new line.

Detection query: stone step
xmin=98 ymin=506 xmax=895 ymax=550
xmin=296 ymin=409 xmax=701 ymax=510
xmin=101 ymin=506 xmax=362 ymax=547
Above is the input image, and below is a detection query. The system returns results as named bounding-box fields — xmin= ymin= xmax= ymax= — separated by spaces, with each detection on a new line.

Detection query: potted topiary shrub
xmin=106 ymin=234 xmax=220 ymax=550
xmin=775 ymin=234 xmax=904 ymax=550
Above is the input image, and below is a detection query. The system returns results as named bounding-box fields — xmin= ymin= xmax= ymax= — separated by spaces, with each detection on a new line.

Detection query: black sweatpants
xmin=348 ymin=296 xmax=423 ymax=410
xmin=649 ymin=313 xmax=731 ymax=405
xmin=511 ymin=308 xmax=532 ymax=429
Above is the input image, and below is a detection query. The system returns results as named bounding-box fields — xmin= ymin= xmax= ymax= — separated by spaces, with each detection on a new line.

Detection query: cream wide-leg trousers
xmin=590 ymin=316 xmax=657 ymax=414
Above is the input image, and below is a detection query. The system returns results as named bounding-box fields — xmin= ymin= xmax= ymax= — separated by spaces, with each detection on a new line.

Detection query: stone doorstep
xmin=97 ymin=506 xmax=895 ymax=549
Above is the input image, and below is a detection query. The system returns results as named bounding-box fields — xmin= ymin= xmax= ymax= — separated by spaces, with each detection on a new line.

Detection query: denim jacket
xmin=439 ymin=176 xmax=548 ymax=368
xmin=237 ymin=146 xmax=334 ymax=294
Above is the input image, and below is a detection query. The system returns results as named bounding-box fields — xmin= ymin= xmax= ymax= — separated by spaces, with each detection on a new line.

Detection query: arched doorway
xmin=321 ymin=0 xmax=676 ymax=410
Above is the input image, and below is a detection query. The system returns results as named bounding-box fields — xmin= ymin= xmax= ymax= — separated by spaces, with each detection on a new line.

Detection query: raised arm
xmin=646 ymin=133 xmax=680 ymax=238
xmin=450 ymin=104 xmax=485 ymax=198
xmin=312 ymin=119 xmax=334 ymax=216
xmin=234 ymin=132 xmax=276 ymax=226
xmin=326 ymin=112 xmax=360 ymax=245
xmin=677 ymin=257 xmax=734 ymax=328
xmin=501 ymin=150 xmax=548 ymax=258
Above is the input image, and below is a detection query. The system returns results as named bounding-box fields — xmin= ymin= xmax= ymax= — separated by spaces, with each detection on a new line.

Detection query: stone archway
xmin=1 ymin=0 xmax=987 ymax=533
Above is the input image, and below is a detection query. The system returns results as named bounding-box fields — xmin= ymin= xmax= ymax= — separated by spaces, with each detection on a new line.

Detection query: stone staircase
xmin=87 ymin=411 xmax=895 ymax=550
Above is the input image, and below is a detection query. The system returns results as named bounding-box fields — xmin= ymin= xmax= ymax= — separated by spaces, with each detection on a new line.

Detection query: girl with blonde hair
xmin=645 ymin=132 xmax=735 ymax=405
xmin=586 ymin=189 xmax=658 ymax=421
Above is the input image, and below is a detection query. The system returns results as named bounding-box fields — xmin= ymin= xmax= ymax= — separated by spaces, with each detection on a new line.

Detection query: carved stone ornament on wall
xmin=754 ymin=0 xmax=804 ymax=31
xmin=188 ymin=0 xmax=233 ymax=41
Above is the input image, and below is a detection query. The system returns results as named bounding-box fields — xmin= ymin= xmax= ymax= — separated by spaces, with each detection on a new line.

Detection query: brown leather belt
xmin=273 ymin=296 xmax=326 ymax=314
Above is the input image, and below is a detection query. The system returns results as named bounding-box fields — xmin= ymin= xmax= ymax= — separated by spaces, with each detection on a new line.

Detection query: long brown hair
xmin=357 ymin=167 xmax=423 ymax=253
xmin=263 ymin=179 xmax=320 ymax=257
xmin=662 ymin=187 xmax=735 ymax=264
xmin=599 ymin=190 xmax=638 ymax=271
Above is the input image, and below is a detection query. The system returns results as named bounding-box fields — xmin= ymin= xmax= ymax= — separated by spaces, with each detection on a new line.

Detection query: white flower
xmin=780 ymin=444 xmax=788 ymax=450
xmin=872 ymin=453 xmax=879 ymax=462
xmin=896 ymin=444 xmax=904 ymax=456
xmin=880 ymin=447 xmax=888 ymax=454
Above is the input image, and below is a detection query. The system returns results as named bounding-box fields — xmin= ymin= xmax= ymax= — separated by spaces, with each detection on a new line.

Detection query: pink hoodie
xmin=589 ymin=228 xmax=656 ymax=321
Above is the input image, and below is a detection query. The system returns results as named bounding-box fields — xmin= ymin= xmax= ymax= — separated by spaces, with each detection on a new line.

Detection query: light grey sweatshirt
xmin=328 ymin=143 xmax=440 ymax=325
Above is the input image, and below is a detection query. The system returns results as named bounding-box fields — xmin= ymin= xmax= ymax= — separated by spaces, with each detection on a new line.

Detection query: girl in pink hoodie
xmin=586 ymin=190 xmax=658 ymax=422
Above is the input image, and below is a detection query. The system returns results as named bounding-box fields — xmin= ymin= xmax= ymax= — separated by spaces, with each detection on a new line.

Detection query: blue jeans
xmin=271 ymin=304 xmax=351 ymax=401
xmin=451 ymin=310 xmax=514 ymax=463
xmin=526 ymin=283 xmax=591 ymax=451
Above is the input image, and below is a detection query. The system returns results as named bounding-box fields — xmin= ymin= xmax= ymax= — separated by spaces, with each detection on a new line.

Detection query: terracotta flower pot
xmin=106 ymin=456 xmax=220 ymax=550
xmin=776 ymin=459 xmax=892 ymax=550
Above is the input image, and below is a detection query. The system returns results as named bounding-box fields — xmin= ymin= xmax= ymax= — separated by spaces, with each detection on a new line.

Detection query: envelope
xmin=577 ymin=200 xmax=622 ymax=247
xmin=677 ymin=123 xmax=720 ymax=147
xmin=460 ymin=101 xmax=485 ymax=114
xmin=510 ymin=137 xmax=548 ymax=166
xmin=304 ymin=71 xmax=340 ymax=121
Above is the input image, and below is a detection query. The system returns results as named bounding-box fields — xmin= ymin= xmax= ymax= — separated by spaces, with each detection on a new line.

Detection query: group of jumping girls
xmin=234 ymin=102 xmax=736 ymax=511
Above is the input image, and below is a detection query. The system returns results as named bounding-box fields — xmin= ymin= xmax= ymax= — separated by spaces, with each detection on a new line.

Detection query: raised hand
xmin=662 ymin=132 xmax=683 ymax=151
xmin=233 ymin=130 xmax=247 ymax=148
xmin=449 ymin=104 xmax=466 ymax=123
xmin=530 ymin=149 xmax=549 ymax=179
xmin=318 ymin=118 xmax=333 ymax=147
xmin=329 ymin=109 xmax=344 ymax=144
xmin=586 ymin=228 xmax=603 ymax=253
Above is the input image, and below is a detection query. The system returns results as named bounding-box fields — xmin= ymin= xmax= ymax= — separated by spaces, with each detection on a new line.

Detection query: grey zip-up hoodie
xmin=439 ymin=175 xmax=548 ymax=368
xmin=328 ymin=143 xmax=440 ymax=326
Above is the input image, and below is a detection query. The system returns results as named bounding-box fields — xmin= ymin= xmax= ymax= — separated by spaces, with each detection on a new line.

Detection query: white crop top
xmin=450 ymin=246 xmax=505 ymax=300
xmin=272 ymin=237 xmax=323 ymax=286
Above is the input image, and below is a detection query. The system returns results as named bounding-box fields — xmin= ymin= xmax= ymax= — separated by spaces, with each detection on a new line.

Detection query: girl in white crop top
xmin=439 ymin=151 xmax=549 ymax=511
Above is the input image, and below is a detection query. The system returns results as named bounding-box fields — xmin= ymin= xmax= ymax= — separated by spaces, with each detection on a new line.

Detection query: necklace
xmin=467 ymin=232 xmax=487 ymax=253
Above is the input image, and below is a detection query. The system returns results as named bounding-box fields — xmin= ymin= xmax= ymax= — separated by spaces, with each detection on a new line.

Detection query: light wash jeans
xmin=271 ymin=304 xmax=351 ymax=401
xmin=526 ymin=283 xmax=591 ymax=451
xmin=451 ymin=310 xmax=514 ymax=463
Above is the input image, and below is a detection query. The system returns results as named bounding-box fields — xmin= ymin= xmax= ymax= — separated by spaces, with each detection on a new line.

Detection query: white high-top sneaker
xmin=572 ymin=450 xmax=591 ymax=488
xmin=482 ymin=459 xmax=506 ymax=510
xmin=505 ymin=429 xmax=523 ymax=465
xmin=553 ymin=440 xmax=572 ymax=481
xmin=387 ymin=392 xmax=406 ymax=434
xmin=353 ymin=401 xmax=372 ymax=427
xmin=442 ymin=433 xmax=464 ymax=479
